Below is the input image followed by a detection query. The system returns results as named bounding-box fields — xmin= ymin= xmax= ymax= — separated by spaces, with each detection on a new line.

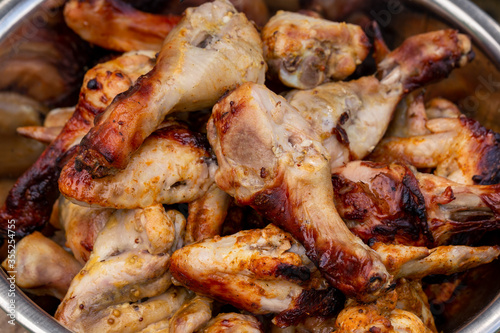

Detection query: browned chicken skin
xmin=59 ymin=120 xmax=218 ymax=209
xmin=207 ymin=82 xmax=391 ymax=301
xmin=170 ymin=224 xmax=344 ymax=327
xmin=64 ymin=0 xmax=181 ymax=52
xmin=262 ymin=11 xmax=370 ymax=89
xmin=75 ymin=0 xmax=266 ymax=178
xmin=0 ymin=51 xmax=156 ymax=237
xmin=370 ymin=109 xmax=500 ymax=186
xmin=331 ymin=161 xmax=500 ymax=246
xmin=285 ymin=30 xmax=473 ymax=171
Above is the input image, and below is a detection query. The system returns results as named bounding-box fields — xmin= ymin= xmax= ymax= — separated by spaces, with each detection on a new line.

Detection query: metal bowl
xmin=1 ymin=0 xmax=500 ymax=332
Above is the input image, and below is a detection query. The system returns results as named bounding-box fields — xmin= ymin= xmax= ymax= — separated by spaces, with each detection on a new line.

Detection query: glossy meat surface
xmin=64 ymin=0 xmax=181 ymax=52
xmin=207 ymin=82 xmax=390 ymax=301
xmin=262 ymin=11 xmax=369 ymax=89
xmin=0 ymin=51 xmax=156 ymax=237
xmin=75 ymin=0 xmax=266 ymax=178
xmin=370 ymin=115 xmax=500 ymax=186
xmin=59 ymin=120 xmax=218 ymax=209
xmin=331 ymin=161 xmax=500 ymax=246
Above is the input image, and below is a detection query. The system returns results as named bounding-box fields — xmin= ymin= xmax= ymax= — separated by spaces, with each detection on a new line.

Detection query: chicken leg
xmin=75 ymin=0 xmax=266 ymax=178
xmin=207 ymin=82 xmax=391 ymax=301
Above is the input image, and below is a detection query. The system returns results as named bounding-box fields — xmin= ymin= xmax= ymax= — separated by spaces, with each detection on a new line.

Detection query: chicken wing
xmin=395 ymin=279 xmax=437 ymax=332
xmin=59 ymin=119 xmax=218 ymax=209
xmin=373 ymin=243 xmax=500 ymax=279
xmin=58 ymin=197 xmax=112 ymax=264
xmin=64 ymin=0 xmax=181 ymax=52
xmin=331 ymin=161 xmax=500 ymax=246
xmin=370 ymin=114 xmax=500 ymax=185
xmin=1 ymin=231 xmax=82 ymax=300
xmin=55 ymin=204 xmax=186 ymax=332
xmin=170 ymin=224 xmax=345 ymax=327
xmin=201 ymin=313 xmax=263 ymax=333
xmin=207 ymin=82 xmax=390 ymax=301
xmin=335 ymin=288 xmax=432 ymax=333
xmin=285 ymin=30 xmax=473 ymax=170
xmin=169 ymin=296 xmax=213 ymax=333
xmin=75 ymin=0 xmax=266 ymax=178
xmin=262 ymin=11 xmax=370 ymax=89
xmin=0 ymin=50 xmax=156 ymax=237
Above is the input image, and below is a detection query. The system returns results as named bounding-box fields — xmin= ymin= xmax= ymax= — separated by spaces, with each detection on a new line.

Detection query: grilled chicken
xmin=59 ymin=120 xmax=218 ymax=209
xmin=170 ymin=224 xmax=345 ymax=327
xmin=55 ymin=204 xmax=186 ymax=332
xmin=331 ymin=161 xmax=500 ymax=246
xmin=1 ymin=231 xmax=82 ymax=300
xmin=75 ymin=0 xmax=266 ymax=178
xmin=185 ymin=183 xmax=231 ymax=244
xmin=373 ymin=243 xmax=500 ymax=279
xmin=169 ymin=296 xmax=213 ymax=333
xmin=0 ymin=50 xmax=156 ymax=237
xmin=262 ymin=11 xmax=370 ymax=89
xmin=336 ymin=296 xmax=432 ymax=333
xmin=370 ymin=106 xmax=500 ymax=186
xmin=285 ymin=29 xmax=473 ymax=171
xmin=395 ymin=279 xmax=437 ymax=332
xmin=201 ymin=313 xmax=264 ymax=332
xmin=58 ymin=197 xmax=112 ymax=264
xmin=64 ymin=0 xmax=181 ymax=52
xmin=207 ymin=82 xmax=391 ymax=301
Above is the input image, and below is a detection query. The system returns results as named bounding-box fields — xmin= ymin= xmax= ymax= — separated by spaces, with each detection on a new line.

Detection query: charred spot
xmin=115 ymin=72 xmax=124 ymax=78
xmin=155 ymin=123 xmax=211 ymax=151
xmin=273 ymin=287 xmax=345 ymax=327
xmin=86 ymin=78 xmax=101 ymax=90
xmin=80 ymin=240 xmax=94 ymax=252
xmin=195 ymin=34 xmax=213 ymax=49
xmin=275 ymin=263 xmax=311 ymax=282
xmin=338 ymin=112 xmax=349 ymax=125
xmin=332 ymin=125 xmax=350 ymax=145
xmin=260 ymin=167 xmax=268 ymax=178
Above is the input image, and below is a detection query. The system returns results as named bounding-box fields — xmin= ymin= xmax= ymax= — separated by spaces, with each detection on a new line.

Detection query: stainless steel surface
xmin=0 ymin=0 xmax=499 ymax=332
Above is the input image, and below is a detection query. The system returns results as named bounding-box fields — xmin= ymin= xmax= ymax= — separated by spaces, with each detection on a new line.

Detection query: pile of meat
xmin=1 ymin=1 xmax=499 ymax=332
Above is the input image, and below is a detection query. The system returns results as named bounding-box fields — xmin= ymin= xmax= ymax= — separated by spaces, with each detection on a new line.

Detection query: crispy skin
xmin=1 ymin=231 xmax=82 ymax=300
xmin=332 ymin=161 xmax=500 ymax=246
xmin=75 ymin=0 xmax=266 ymax=178
xmin=201 ymin=313 xmax=263 ymax=333
xmin=59 ymin=120 xmax=218 ymax=209
xmin=64 ymin=0 xmax=181 ymax=52
xmin=207 ymin=82 xmax=391 ymax=301
xmin=370 ymin=116 xmax=500 ymax=185
xmin=331 ymin=161 xmax=431 ymax=246
xmin=262 ymin=11 xmax=370 ymax=89
xmin=170 ymin=225 xmax=344 ymax=327
xmin=285 ymin=30 xmax=473 ymax=171
xmin=55 ymin=205 xmax=186 ymax=332
xmin=0 ymin=51 xmax=156 ymax=237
